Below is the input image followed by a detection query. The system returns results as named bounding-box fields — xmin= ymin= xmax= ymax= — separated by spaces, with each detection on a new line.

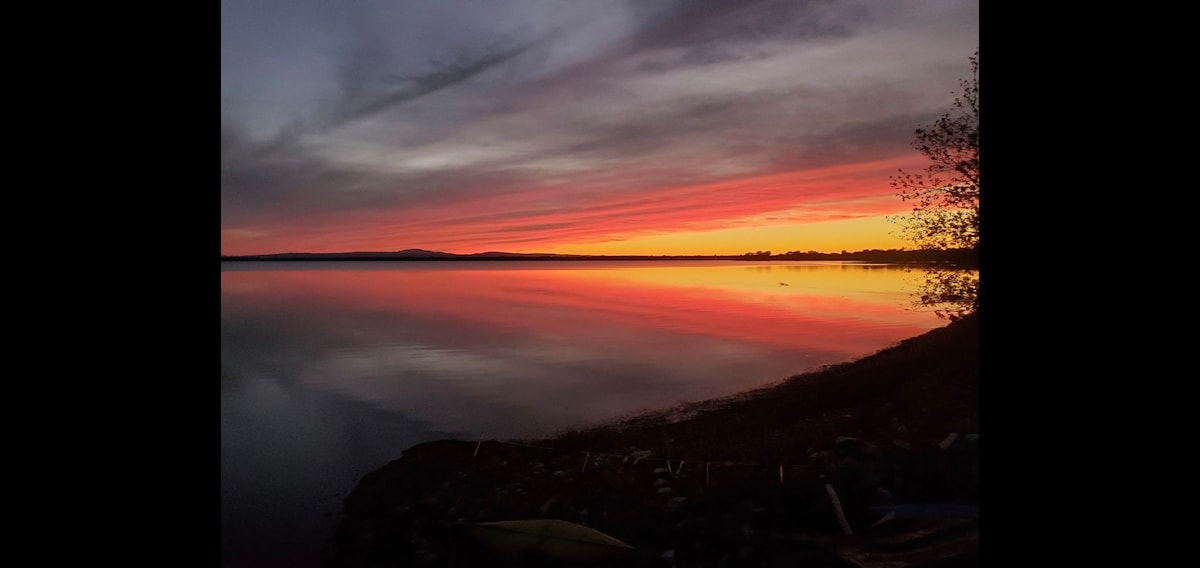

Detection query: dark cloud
xmin=628 ymin=0 xmax=854 ymax=51
xmin=329 ymin=37 xmax=545 ymax=128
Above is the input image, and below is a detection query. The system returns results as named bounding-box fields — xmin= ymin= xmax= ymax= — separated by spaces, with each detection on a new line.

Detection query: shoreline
xmin=324 ymin=313 xmax=979 ymax=567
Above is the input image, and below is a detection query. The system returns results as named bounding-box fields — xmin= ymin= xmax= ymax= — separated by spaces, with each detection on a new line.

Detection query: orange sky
xmin=221 ymin=155 xmax=923 ymax=256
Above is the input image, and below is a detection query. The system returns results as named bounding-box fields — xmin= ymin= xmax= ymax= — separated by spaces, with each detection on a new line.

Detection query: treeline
xmin=739 ymin=248 xmax=978 ymax=265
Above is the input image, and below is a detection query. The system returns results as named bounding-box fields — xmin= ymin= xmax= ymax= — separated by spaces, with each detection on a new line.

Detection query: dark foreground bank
xmin=324 ymin=313 xmax=979 ymax=567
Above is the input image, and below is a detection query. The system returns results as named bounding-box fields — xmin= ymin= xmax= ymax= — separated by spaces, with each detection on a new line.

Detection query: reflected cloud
xmin=222 ymin=261 xmax=938 ymax=436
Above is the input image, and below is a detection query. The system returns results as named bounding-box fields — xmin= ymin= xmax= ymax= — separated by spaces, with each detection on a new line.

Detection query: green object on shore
xmin=463 ymin=519 xmax=638 ymax=563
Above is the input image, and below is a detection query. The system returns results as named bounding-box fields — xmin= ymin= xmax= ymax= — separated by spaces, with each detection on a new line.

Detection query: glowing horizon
xmin=221 ymin=157 xmax=926 ymax=256
xmin=222 ymin=214 xmax=909 ymax=257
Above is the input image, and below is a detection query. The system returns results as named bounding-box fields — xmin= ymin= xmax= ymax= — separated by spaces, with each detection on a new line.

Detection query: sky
xmin=221 ymin=0 xmax=978 ymax=256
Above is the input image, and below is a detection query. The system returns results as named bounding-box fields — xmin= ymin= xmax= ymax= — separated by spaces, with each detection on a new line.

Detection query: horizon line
xmin=222 ymin=246 xmax=976 ymax=259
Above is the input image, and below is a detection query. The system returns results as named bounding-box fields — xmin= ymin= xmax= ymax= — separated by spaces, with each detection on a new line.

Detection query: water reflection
xmin=220 ymin=260 xmax=942 ymax=566
xmin=222 ymin=262 xmax=938 ymax=433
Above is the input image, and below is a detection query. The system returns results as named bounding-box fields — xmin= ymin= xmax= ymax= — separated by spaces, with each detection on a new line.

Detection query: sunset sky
xmin=221 ymin=0 xmax=978 ymax=256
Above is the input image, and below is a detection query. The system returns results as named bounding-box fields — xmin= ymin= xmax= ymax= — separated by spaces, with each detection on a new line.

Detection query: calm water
xmin=220 ymin=260 xmax=944 ymax=566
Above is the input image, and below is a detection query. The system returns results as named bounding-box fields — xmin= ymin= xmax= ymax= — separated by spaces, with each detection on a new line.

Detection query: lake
xmin=220 ymin=260 xmax=946 ymax=566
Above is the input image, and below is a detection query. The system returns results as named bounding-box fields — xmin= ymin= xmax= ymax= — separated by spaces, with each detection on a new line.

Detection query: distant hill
xmin=220 ymin=249 xmax=581 ymax=261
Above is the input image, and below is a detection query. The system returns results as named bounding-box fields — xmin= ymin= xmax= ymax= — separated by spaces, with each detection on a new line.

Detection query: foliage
xmin=911 ymin=266 xmax=979 ymax=320
xmin=890 ymin=50 xmax=980 ymax=319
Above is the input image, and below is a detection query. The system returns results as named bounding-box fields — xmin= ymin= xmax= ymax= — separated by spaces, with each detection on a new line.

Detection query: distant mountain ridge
xmin=220 ymin=249 xmax=580 ymax=261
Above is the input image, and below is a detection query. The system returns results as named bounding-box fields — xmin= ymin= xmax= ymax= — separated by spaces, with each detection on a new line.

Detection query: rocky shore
xmin=323 ymin=313 xmax=979 ymax=567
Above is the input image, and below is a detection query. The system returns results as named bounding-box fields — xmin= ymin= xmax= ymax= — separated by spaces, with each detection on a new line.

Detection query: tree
xmin=890 ymin=50 xmax=979 ymax=319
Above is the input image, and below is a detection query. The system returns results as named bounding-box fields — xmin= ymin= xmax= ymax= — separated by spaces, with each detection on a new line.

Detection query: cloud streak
xmin=221 ymin=0 xmax=978 ymax=255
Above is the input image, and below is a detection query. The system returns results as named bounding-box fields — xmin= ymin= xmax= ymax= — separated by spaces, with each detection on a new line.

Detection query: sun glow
xmin=545 ymin=215 xmax=908 ymax=256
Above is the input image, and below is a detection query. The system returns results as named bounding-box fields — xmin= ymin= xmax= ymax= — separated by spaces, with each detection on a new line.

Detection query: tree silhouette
xmin=890 ymin=50 xmax=979 ymax=319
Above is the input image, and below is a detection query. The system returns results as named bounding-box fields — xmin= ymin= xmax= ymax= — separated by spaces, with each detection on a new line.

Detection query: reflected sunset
xmin=222 ymin=261 xmax=937 ymax=360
